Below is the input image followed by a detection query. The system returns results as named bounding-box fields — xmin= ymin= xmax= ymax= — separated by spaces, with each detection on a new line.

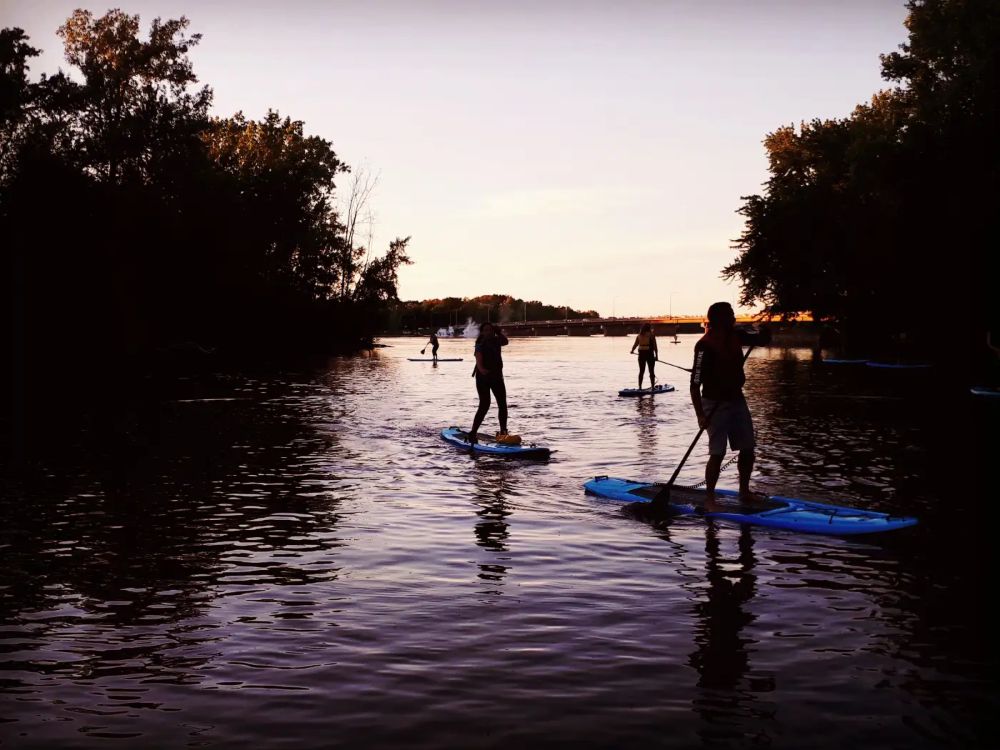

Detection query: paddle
xmin=630 ymin=351 xmax=692 ymax=373
xmin=650 ymin=344 xmax=755 ymax=506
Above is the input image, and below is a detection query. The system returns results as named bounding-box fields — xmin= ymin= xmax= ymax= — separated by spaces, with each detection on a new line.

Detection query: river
xmin=1 ymin=335 xmax=997 ymax=748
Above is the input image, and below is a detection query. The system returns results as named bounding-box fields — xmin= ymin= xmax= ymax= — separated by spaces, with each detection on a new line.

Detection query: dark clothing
xmin=472 ymin=332 xmax=508 ymax=376
xmin=474 ymin=373 xmax=508 ymax=433
xmin=638 ymin=350 xmax=656 ymax=382
xmin=431 ymin=343 xmax=439 ymax=355
xmin=691 ymin=329 xmax=765 ymax=400
xmin=469 ymin=331 xmax=510 ymax=436
xmin=692 ymin=337 xmax=744 ymax=400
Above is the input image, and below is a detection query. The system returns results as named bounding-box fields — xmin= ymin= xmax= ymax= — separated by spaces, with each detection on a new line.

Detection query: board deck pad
xmin=623 ymin=482 xmax=787 ymax=513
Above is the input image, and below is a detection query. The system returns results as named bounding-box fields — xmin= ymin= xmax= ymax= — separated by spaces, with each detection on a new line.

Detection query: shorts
xmin=701 ymin=396 xmax=755 ymax=456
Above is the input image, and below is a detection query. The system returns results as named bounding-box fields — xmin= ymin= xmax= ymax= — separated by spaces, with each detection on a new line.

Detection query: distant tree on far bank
xmin=725 ymin=0 xmax=998 ymax=367
xmin=387 ymin=295 xmax=600 ymax=333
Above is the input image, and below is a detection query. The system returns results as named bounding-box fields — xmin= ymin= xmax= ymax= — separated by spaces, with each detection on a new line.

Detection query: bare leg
xmin=738 ymin=450 xmax=755 ymax=500
xmin=704 ymin=454 xmax=724 ymax=511
xmin=469 ymin=376 xmax=491 ymax=443
xmin=492 ymin=377 xmax=508 ymax=434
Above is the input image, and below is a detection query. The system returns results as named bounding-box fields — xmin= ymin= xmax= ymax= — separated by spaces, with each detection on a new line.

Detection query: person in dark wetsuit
xmin=630 ymin=323 xmax=658 ymax=389
xmin=467 ymin=322 xmax=509 ymax=444
xmin=423 ymin=332 xmax=440 ymax=362
xmin=690 ymin=302 xmax=770 ymax=509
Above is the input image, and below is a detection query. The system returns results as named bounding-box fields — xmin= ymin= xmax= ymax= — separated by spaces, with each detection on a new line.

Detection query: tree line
xmin=2 ymin=10 xmax=413 ymax=420
xmin=388 ymin=295 xmax=600 ymax=333
xmin=725 ymin=0 xmax=998 ymax=373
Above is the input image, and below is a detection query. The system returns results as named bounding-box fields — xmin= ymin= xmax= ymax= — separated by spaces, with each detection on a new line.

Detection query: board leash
xmin=688 ymin=453 xmax=740 ymax=488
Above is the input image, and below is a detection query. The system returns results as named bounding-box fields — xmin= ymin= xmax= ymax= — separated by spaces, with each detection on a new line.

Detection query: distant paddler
xmin=422 ymin=332 xmax=440 ymax=362
xmin=629 ymin=323 xmax=658 ymax=390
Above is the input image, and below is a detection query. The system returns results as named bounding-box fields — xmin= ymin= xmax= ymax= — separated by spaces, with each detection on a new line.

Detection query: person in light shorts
xmin=690 ymin=302 xmax=769 ymax=508
xmin=699 ymin=396 xmax=755 ymax=457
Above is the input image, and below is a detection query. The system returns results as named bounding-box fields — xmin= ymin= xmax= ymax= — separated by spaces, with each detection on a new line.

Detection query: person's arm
xmin=497 ymin=329 xmax=509 ymax=346
xmin=475 ymin=350 xmax=489 ymax=376
xmin=691 ymin=345 xmax=707 ymax=428
xmin=630 ymin=335 xmax=639 ymax=354
xmin=651 ymin=334 xmax=658 ymax=358
xmin=691 ymin=385 xmax=705 ymax=428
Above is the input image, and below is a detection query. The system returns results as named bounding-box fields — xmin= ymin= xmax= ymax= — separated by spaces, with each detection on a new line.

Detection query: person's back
xmin=692 ymin=330 xmax=745 ymax=401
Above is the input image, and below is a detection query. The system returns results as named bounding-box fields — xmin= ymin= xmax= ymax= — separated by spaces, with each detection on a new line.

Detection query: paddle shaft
xmin=630 ymin=351 xmax=691 ymax=373
xmin=663 ymin=345 xmax=755 ymax=491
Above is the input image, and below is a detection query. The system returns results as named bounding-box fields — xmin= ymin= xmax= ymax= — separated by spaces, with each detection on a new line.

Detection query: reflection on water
xmin=1 ymin=337 xmax=998 ymax=748
xmin=472 ymin=462 xmax=514 ymax=590
xmin=689 ymin=523 xmax=774 ymax=745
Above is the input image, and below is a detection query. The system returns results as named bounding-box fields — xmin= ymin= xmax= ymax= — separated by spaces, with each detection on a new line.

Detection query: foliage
xmin=725 ymin=0 xmax=999 ymax=362
xmin=1 ymin=11 xmax=414 ymax=445
xmin=390 ymin=295 xmax=599 ymax=332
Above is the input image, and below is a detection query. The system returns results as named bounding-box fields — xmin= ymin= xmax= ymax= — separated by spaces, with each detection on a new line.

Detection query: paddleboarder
xmin=422 ymin=332 xmax=440 ymax=362
xmin=467 ymin=322 xmax=509 ymax=444
xmin=630 ymin=323 xmax=658 ymax=390
xmin=690 ymin=302 xmax=769 ymax=509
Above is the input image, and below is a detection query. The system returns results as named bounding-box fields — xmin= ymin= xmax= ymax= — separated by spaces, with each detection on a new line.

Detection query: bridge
xmin=490 ymin=315 xmax=769 ymax=337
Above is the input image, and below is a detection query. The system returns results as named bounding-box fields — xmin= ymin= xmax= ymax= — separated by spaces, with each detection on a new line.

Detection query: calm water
xmin=2 ymin=336 xmax=998 ymax=748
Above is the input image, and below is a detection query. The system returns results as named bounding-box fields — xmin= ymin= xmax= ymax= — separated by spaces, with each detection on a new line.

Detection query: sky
xmin=2 ymin=0 xmax=911 ymax=317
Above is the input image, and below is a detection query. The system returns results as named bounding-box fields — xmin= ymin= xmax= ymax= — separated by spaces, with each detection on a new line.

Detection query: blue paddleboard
xmin=970 ymin=386 xmax=1000 ymax=398
xmin=866 ymin=362 xmax=932 ymax=370
xmin=821 ymin=358 xmax=869 ymax=365
xmin=618 ymin=384 xmax=675 ymax=397
xmin=441 ymin=427 xmax=552 ymax=458
xmin=583 ymin=476 xmax=917 ymax=536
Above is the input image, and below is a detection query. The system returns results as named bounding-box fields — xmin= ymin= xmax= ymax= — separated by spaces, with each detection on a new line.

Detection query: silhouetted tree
xmin=725 ymin=0 xmax=998 ymax=365
xmin=1 ymin=10 xmax=414 ymax=457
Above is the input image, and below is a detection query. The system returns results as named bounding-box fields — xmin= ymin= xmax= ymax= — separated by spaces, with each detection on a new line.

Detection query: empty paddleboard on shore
xmin=618 ymin=384 xmax=676 ymax=397
xmin=408 ymin=358 xmax=464 ymax=362
xmin=583 ymin=476 xmax=917 ymax=535
xmin=441 ymin=427 xmax=552 ymax=458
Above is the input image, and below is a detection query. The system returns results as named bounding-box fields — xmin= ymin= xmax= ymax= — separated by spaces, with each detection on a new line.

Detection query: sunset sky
xmin=4 ymin=0 xmax=910 ymax=317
